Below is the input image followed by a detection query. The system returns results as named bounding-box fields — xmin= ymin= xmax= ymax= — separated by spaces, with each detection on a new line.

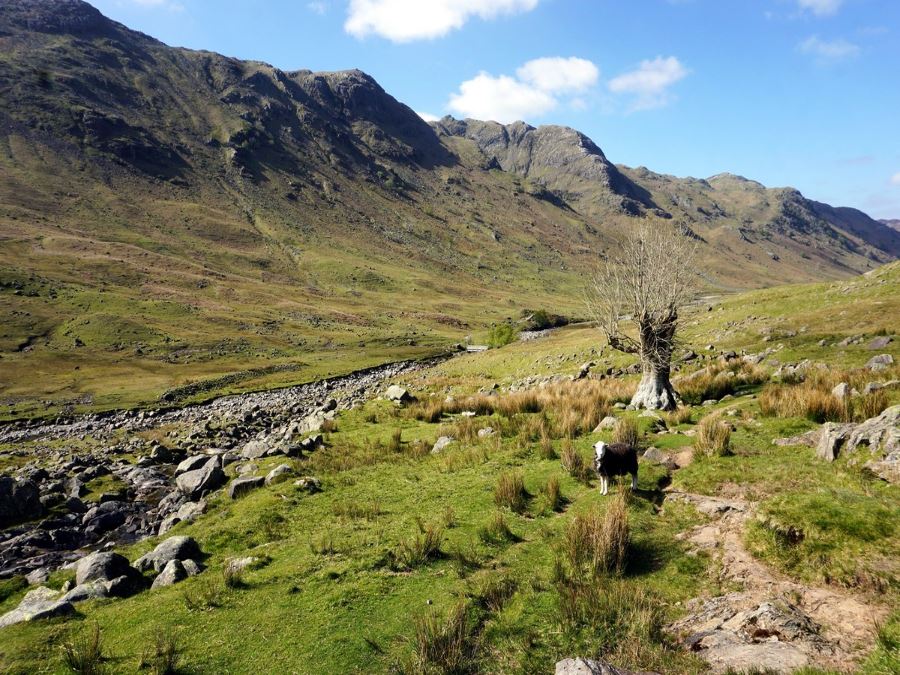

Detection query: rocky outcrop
xmin=0 ymin=477 xmax=43 ymax=528
xmin=134 ymin=536 xmax=203 ymax=573
xmin=0 ymin=587 xmax=74 ymax=628
xmin=814 ymin=406 xmax=899 ymax=482
xmin=555 ymin=657 xmax=657 ymax=675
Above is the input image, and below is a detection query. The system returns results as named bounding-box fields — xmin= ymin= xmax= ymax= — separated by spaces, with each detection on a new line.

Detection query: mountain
xmin=1 ymin=0 xmax=898 ymax=416
xmin=881 ymin=219 xmax=900 ymax=232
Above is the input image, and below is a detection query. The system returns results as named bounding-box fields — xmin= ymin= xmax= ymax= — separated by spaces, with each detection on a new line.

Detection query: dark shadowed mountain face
xmin=881 ymin=219 xmax=900 ymax=233
xmin=0 ymin=0 xmax=898 ymax=414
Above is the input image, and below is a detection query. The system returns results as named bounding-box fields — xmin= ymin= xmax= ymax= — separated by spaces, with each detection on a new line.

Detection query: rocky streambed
xmin=0 ymin=356 xmax=445 ymax=581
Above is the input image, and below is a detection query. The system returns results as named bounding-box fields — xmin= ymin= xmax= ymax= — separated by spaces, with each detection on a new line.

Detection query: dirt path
xmin=664 ymin=490 xmax=887 ymax=674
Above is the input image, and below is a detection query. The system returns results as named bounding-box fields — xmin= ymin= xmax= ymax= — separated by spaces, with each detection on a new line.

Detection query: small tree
xmin=588 ymin=224 xmax=697 ymax=410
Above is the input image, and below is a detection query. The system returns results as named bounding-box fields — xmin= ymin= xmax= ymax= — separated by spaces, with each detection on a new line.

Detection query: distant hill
xmin=880 ymin=219 xmax=900 ymax=232
xmin=0 ymin=0 xmax=898 ymax=415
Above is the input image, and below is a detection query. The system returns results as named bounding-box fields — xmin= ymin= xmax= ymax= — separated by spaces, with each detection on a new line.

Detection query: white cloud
xmin=607 ymin=56 xmax=688 ymax=110
xmin=798 ymin=35 xmax=860 ymax=62
xmin=416 ymin=111 xmax=441 ymax=122
xmin=307 ymin=1 xmax=328 ymax=14
xmin=447 ymin=56 xmax=599 ymax=123
xmin=448 ymin=73 xmax=556 ymax=123
xmin=516 ymin=57 xmax=599 ymax=94
xmin=797 ymin=0 xmax=843 ymax=16
xmin=891 ymin=172 xmax=900 ymax=186
xmin=345 ymin=0 xmax=539 ymax=42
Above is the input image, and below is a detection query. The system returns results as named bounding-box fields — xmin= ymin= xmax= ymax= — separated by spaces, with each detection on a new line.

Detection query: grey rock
xmin=175 ymin=458 xmax=225 ymax=499
xmin=868 ymin=335 xmax=893 ymax=349
xmin=294 ymin=476 xmax=321 ymax=493
xmin=227 ymin=476 xmax=264 ymax=499
xmin=265 ymin=464 xmax=294 ymax=486
xmin=593 ymin=415 xmax=618 ymax=432
xmin=241 ymin=440 xmax=270 ymax=459
xmin=61 ymin=581 xmax=108 ymax=603
xmin=555 ymin=657 xmax=653 ymax=675
xmin=151 ymin=559 xmax=188 ymax=589
xmin=75 ymin=551 xmax=134 ymax=585
xmin=175 ymin=455 xmax=208 ymax=476
xmin=385 ymin=384 xmax=412 ymax=402
xmin=0 ymin=476 xmax=43 ymax=528
xmin=0 ymin=587 xmax=74 ymax=628
xmin=134 ymin=535 xmax=202 ymax=573
xmin=431 ymin=436 xmax=454 ymax=453
xmin=831 ymin=382 xmax=850 ymax=399
xmin=866 ymin=353 xmax=894 ymax=371
xmin=477 ymin=427 xmax=495 ymax=438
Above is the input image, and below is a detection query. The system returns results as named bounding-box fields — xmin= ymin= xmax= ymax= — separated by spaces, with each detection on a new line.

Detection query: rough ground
xmin=667 ymin=490 xmax=886 ymax=673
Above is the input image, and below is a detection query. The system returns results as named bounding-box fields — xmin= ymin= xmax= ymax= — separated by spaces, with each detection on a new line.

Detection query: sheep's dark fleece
xmin=593 ymin=441 xmax=638 ymax=494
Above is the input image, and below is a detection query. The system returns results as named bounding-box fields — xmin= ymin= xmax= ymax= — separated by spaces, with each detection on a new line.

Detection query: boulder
xmin=0 ymin=587 xmax=74 ymax=628
xmin=831 ymin=382 xmax=850 ymax=399
xmin=134 ymin=535 xmax=202 ymax=573
xmin=385 ymin=385 xmax=412 ymax=403
xmin=0 ymin=477 xmax=43 ymax=528
xmin=866 ymin=353 xmax=894 ymax=371
xmin=868 ymin=335 xmax=893 ymax=349
xmin=593 ymin=415 xmax=618 ymax=432
xmin=175 ymin=458 xmax=225 ymax=499
xmin=477 ymin=427 xmax=495 ymax=438
xmin=227 ymin=476 xmax=264 ymax=499
xmin=555 ymin=658 xmax=655 ymax=675
xmin=158 ymin=500 xmax=206 ymax=535
xmin=815 ymin=422 xmax=854 ymax=462
xmin=241 ymin=440 xmax=270 ymax=460
xmin=642 ymin=447 xmax=677 ymax=470
xmin=174 ymin=455 xmax=208 ymax=476
xmin=575 ymin=361 xmax=595 ymax=380
xmin=294 ymin=476 xmax=321 ymax=493
xmin=431 ymin=436 xmax=454 ymax=453
xmin=61 ymin=581 xmax=108 ymax=603
xmin=151 ymin=559 xmax=188 ymax=589
xmin=75 ymin=551 xmax=134 ymax=585
xmin=265 ymin=464 xmax=294 ymax=486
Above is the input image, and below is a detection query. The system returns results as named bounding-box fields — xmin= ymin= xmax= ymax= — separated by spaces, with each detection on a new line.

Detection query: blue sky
xmin=88 ymin=0 xmax=900 ymax=218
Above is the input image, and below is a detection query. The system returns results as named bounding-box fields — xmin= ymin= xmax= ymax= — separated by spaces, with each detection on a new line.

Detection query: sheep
xmin=593 ymin=440 xmax=638 ymax=495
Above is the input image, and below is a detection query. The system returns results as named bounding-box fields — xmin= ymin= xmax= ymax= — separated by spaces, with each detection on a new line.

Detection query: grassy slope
xmin=0 ymin=264 xmax=897 ymax=674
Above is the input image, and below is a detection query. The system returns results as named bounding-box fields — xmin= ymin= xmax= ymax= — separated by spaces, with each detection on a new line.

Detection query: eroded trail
xmin=665 ymin=490 xmax=886 ymax=674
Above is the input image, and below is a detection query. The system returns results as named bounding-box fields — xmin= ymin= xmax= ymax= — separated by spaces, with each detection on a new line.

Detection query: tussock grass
xmin=760 ymin=365 xmax=897 ymax=423
xmin=387 ymin=428 xmax=403 ymax=453
xmin=392 ymin=520 xmax=444 ymax=570
xmin=407 ymin=601 xmax=476 ymax=674
xmin=62 ymin=622 xmax=105 ymax=675
xmin=494 ymin=471 xmax=529 ymax=513
xmin=540 ymin=475 xmax=563 ymax=513
xmin=559 ymin=490 xmax=630 ymax=580
xmin=612 ymin=418 xmax=639 ymax=447
xmin=665 ymin=406 xmax=693 ymax=426
xmin=676 ymin=360 xmax=769 ymax=405
xmin=332 ymin=498 xmax=383 ymax=520
xmin=408 ymin=380 xmax=622 ymax=440
xmin=560 ymin=441 xmax=591 ymax=483
xmin=694 ymin=414 xmax=732 ymax=457
xmin=477 ymin=511 xmax=517 ymax=545
xmin=537 ymin=431 xmax=556 ymax=460
xmin=471 ymin=573 xmax=517 ymax=613
xmin=182 ymin=575 xmax=225 ymax=611
xmin=138 ymin=627 xmax=181 ymax=675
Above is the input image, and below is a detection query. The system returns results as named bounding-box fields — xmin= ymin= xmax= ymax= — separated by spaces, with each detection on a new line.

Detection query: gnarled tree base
xmin=630 ymin=369 xmax=677 ymax=411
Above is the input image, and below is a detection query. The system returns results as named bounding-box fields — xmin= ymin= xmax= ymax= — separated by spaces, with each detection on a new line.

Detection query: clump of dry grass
xmin=392 ymin=520 xmax=444 ymax=570
xmin=537 ymin=431 xmax=556 ymax=460
xmin=856 ymin=390 xmax=889 ymax=420
xmin=665 ymin=406 xmax=693 ymax=426
xmin=560 ymin=441 xmax=591 ymax=483
xmin=560 ymin=490 xmax=630 ymax=579
xmin=676 ymin=360 xmax=769 ymax=405
xmin=478 ymin=511 xmax=517 ymax=545
xmin=62 ymin=622 xmax=105 ymax=675
xmin=138 ymin=627 xmax=181 ymax=675
xmin=471 ymin=573 xmax=518 ymax=613
xmin=612 ymin=418 xmax=639 ymax=447
xmin=494 ymin=471 xmax=529 ymax=513
xmin=387 ymin=428 xmax=403 ymax=453
xmin=694 ymin=414 xmax=732 ymax=457
xmin=408 ymin=601 xmax=476 ymax=674
xmin=540 ymin=475 xmax=563 ymax=513
xmin=759 ymin=384 xmax=850 ymax=423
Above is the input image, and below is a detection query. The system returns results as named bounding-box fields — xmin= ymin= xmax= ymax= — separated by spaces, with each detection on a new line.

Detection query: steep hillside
xmin=0 ymin=0 xmax=897 ymax=417
xmin=881 ymin=218 xmax=900 ymax=232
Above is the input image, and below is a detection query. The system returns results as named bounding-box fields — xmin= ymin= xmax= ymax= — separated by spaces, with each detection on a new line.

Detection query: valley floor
xmin=0 ymin=265 xmax=898 ymax=674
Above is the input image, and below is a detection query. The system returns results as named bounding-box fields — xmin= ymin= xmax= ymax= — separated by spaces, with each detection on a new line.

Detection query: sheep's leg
xmin=601 ymin=476 xmax=608 ymax=495
xmin=630 ymin=472 xmax=638 ymax=491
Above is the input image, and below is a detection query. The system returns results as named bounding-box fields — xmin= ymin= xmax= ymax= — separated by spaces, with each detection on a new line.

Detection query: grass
xmin=494 ymin=471 xmax=529 ymax=514
xmin=0 ymin=266 xmax=898 ymax=674
xmin=694 ymin=414 xmax=732 ymax=457
xmin=62 ymin=622 xmax=105 ymax=675
xmin=138 ymin=627 xmax=182 ymax=675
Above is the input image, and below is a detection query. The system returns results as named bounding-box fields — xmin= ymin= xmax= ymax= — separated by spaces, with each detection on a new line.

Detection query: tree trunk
xmin=630 ymin=364 xmax=677 ymax=411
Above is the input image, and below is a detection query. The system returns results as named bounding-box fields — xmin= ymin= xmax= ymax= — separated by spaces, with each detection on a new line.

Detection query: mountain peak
xmin=2 ymin=0 xmax=110 ymax=36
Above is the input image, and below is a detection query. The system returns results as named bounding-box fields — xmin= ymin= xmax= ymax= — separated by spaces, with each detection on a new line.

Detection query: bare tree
xmin=588 ymin=224 xmax=697 ymax=410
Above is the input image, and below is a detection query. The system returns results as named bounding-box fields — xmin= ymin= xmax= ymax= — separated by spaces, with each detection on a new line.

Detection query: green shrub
xmin=486 ymin=323 xmax=518 ymax=348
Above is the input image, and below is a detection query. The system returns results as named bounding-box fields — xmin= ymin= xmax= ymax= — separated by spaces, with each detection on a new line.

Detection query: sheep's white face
xmin=594 ymin=441 xmax=607 ymax=460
